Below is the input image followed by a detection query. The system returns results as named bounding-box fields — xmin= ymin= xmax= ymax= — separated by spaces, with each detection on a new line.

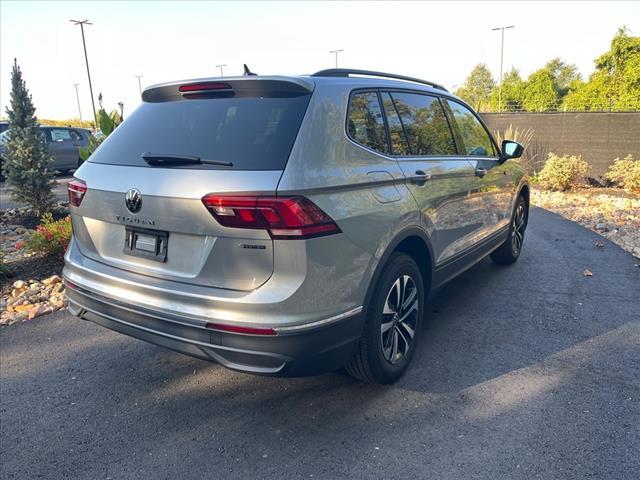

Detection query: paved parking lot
xmin=1 ymin=208 xmax=639 ymax=479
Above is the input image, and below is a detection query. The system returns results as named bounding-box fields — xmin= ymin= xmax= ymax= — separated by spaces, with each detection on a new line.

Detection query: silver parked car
xmin=63 ymin=69 xmax=528 ymax=384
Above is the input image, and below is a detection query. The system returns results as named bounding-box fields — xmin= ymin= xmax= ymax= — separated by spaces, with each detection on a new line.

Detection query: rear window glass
xmin=89 ymin=94 xmax=311 ymax=170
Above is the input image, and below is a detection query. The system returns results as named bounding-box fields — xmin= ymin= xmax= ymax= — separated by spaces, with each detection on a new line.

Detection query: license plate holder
xmin=124 ymin=227 xmax=168 ymax=263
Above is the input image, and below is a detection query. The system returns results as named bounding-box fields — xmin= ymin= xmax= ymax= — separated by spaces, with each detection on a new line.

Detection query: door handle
xmin=475 ymin=167 xmax=488 ymax=178
xmin=409 ymin=170 xmax=430 ymax=185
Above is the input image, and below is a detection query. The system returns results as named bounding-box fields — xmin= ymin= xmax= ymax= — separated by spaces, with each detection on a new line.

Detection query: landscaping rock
xmin=1 ymin=274 xmax=67 ymax=326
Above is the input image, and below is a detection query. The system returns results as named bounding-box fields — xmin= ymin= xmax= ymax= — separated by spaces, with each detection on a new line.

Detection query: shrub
xmin=19 ymin=213 xmax=72 ymax=257
xmin=493 ymin=125 xmax=536 ymax=171
xmin=604 ymin=155 xmax=640 ymax=193
xmin=536 ymin=153 xmax=590 ymax=191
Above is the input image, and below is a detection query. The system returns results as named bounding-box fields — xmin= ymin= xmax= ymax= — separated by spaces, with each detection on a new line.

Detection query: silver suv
xmin=63 ymin=69 xmax=528 ymax=384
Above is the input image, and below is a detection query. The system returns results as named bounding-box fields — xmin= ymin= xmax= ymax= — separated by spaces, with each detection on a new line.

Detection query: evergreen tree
xmin=489 ymin=68 xmax=525 ymax=111
xmin=522 ymin=69 xmax=558 ymax=111
xmin=454 ymin=64 xmax=496 ymax=112
xmin=3 ymin=59 xmax=55 ymax=215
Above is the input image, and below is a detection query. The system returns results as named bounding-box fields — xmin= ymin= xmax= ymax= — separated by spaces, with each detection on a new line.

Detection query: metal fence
xmin=481 ymin=112 xmax=640 ymax=178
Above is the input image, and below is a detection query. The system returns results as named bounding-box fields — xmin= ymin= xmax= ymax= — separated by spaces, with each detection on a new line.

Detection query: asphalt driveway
xmin=1 ymin=207 xmax=639 ymax=479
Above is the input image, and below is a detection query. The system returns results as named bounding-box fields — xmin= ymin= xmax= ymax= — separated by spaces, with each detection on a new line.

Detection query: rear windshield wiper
xmin=142 ymin=152 xmax=233 ymax=167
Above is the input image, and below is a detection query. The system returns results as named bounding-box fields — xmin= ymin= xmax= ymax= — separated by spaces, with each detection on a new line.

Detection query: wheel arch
xmin=363 ymin=227 xmax=435 ymax=316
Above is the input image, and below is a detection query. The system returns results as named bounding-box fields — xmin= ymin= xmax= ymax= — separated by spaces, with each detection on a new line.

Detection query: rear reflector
xmin=68 ymin=179 xmax=87 ymax=207
xmin=201 ymin=195 xmax=341 ymax=240
xmin=178 ymin=82 xmax=232 ymax=93
xmin=205 ymin=322 xmax=277 ymax=336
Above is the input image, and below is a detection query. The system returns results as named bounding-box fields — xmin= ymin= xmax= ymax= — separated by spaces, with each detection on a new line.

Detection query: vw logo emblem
xmin=125 ymin=188 xmax=142 ymax=214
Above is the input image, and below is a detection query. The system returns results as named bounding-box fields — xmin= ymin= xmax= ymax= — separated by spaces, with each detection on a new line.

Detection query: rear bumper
xmin=65 ymin=282 xmax=364 ymax=376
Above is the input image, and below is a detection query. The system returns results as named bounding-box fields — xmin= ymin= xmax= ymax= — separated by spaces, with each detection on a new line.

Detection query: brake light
xmin=68 ymin=179 xmax=87 ymax=207
xmin=201 ymin=195 xmax=341 ymax=240
xmin=205 ymin=322 xmax=277 ymax=336
xmin=178 ymin=82 xmax=232 ymax=93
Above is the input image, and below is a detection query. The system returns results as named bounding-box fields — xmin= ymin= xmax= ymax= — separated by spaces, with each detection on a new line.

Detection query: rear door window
xmin=347 ymin=92 xmax=388 ymax=154
xmin=381 ymin=93 xmax=411 ymax=156
xmin=445 ymin=100 xmax=497 ymax=156
xmin=89 ymin=92 xmax=311 ymax=170
xmin=386 ymin=92 xmax=456 ymax=156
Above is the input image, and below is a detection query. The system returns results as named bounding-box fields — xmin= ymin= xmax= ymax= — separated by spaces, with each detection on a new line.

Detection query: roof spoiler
xmin=142 ymin=77 xmax=314 ymax=102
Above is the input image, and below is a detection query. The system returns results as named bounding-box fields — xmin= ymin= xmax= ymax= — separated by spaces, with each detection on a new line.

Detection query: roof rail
xmin=311 ymin=68 xmax=448 ymax=92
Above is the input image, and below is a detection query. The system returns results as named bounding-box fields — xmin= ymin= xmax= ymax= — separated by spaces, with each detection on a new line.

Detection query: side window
xmin=50 ymin=128 xmax=73 ymax=142
xmin=347 ymin=92 xmax=388 ymax=154
xmin=388 ymin=92 xmax=456 ymax=156
xmin=446 ymin=100 xmax=496 ymax=156
xmin=69 ymin=129 xmax=82 ymax=141
xmin=381 ymin=93 xmax=410 ymax=156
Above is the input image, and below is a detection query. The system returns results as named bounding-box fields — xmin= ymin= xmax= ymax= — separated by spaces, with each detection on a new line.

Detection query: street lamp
xmin=70 ymin=19 xmax=97 ymax=127
xmin=135 ymin=74 xmax=144 ymax=96
xmin=492 ymin=25 xmax=515 ymax=113
xmin=329 ymin=49 xmax=344 ymax=68
xmin=118 ymin=102 xmax=124 ymax=121
xmin=216 ymin=64 xmax=227 ymax=77
xmin=72 ymin=82 xmax=83 ymax=125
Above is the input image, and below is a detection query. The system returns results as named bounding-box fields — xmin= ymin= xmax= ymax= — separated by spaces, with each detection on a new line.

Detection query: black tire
xmin=490 ymin=194 xmax=528 ymax=265
xmin=346 ymin=253 xmax=424 ymax=384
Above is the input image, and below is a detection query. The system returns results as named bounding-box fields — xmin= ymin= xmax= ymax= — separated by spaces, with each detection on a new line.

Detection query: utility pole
xmin=492 ymin=25 xmax=515 ymax=113
xmin=329 ymin=49 xmax=344 ymax=68
xmin=70 ymin=19 xmax=97 ymax=128
xmin=73 ymin=82 xmax=83 ymax=125
xmin=135 ymin=74 xmax=144 ymax=95
xmin=216 ymin=64 xmax=227 ymax=77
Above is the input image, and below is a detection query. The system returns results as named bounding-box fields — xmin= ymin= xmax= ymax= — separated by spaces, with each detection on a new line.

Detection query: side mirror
xmin=500 ymin=140 xmax=523 ymax=162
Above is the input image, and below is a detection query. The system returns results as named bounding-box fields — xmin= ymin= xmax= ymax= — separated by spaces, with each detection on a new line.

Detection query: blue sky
xmin=1 ymin=1 xmax=638 ymax=119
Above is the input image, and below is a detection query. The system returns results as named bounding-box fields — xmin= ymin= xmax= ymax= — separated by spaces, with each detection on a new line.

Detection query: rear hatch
xmin=70 ymin=77 xmax=313 ymax=291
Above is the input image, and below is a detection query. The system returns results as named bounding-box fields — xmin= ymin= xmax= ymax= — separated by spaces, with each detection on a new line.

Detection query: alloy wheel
xmin=380 ymin=274 xmax=419 ymax=365
xmin=511 ymin=201 xmax=527 ymax=256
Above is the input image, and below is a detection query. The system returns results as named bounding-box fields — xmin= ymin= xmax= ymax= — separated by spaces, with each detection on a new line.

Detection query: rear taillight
xmin=201 ymin=195 xmax=341 ymax=240
xmin=68 ymin=179 xmax=87 ymax=207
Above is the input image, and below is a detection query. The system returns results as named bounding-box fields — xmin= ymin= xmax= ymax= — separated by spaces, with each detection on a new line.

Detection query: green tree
xmin=563 ymin=27 xmax=640 ymax=111
xmin=544 ymin=58 xmax=581 ymax=99
xmin=490 ymin=68 xmax=525 ymax=111
xmin=522 ymin=69 xmax=558 ymax=111
xmin=3 ymin=59 xmax=55 ymax=215
xmin=455 ymin=64 xmax=495 ymax=112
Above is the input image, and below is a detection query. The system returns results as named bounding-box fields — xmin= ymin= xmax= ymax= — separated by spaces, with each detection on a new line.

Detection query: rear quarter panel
xmin=277 ymin=82 xmax=419 ymax=308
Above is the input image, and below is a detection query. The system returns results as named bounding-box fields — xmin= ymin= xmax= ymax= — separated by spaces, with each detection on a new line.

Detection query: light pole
xmin=73 ymin=82 xmax=83 ymax=125
xmin=118 ymin=102 xmax=124 ymax=121
xmin=492 ymin=25 xmax=515 ymax=113
xmin=70 ymin=19 xmax=97 ymax=127
xmin=216 ymin=64 xmax=227 ymax=77
xmin=329 ymin=49 xmax=344 ymax=68
xmin=135 ymin=74 xmax=144 ymax=95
